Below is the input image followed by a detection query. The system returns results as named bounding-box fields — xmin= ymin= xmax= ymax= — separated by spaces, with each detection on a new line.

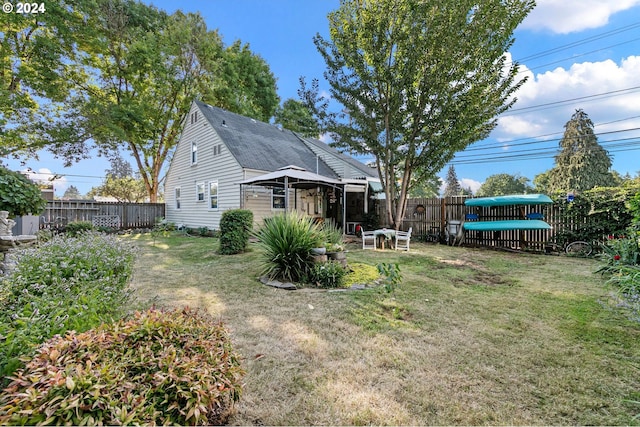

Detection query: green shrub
xmin=0 ymin=307 xmax=245 ymax=426
xmin=255 ymin=212 xmax=322 ymax=282
xmin=555 ymin=183 xmax=640 ymax=244
xmin=64 ymin=220 xmax=94 ymax=236
xmin=308 ymin=261 xmax=347 ymax=288
xmin=0 ymin=232 xmax=135 ymax=379
xmin=219 ymin=209 xmax=253 ymax=255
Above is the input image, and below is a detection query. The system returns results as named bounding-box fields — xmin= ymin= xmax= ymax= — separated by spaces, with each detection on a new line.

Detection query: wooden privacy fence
xmin=378 ymin=196 xmax=589 ymax=252
xmin=41 ymin=200 xmax=165 ymax=230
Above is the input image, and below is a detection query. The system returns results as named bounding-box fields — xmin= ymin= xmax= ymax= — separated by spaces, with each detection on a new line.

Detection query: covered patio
xmin=238 ymin=165 xmax=376 ymax=232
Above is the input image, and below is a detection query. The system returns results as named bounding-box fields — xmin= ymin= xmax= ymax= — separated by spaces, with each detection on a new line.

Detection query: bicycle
xmin=564 ymin=240 xmax=593 ymax=256
xmin=546 ymin=233 xmax=625 ymax=257
xmin=544 ymin=239 xmax=592 ymax=256
xmin=421 ymin=226 xmax=443 ymax=244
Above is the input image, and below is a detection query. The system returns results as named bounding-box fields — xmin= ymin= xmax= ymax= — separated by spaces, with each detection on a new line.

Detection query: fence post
xmin=440 ymin=197 xmax=446 ymax=234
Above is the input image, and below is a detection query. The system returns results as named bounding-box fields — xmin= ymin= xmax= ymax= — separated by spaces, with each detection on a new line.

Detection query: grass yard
xmin=126 ymin=234 xmax=640 ymax=425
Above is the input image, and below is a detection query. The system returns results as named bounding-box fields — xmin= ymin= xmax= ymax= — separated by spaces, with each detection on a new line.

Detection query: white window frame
xmin=191 ymin=140 xmax=197 ymax=165
xmin=208 ymin=180 xmax=219 ymax=210
xmin=196 ymin=182 xmax=205 ymax=202
xmin=175 ymin=187 xmax=181 ymax=209
xmin=272 ymin=187 xmax=285 ymax=210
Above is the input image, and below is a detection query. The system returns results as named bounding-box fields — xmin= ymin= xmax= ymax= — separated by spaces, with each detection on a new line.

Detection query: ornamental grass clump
xmin=0 ymin=232 xmax=135 ymax=379
xmin=254 ymin=212 xmax=323 ymax=282
xmin=0 ymin=307 xmax=245 ymax=426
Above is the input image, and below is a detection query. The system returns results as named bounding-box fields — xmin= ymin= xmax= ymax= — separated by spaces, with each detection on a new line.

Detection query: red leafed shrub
xmin=0 ymin=307 xmax=245 ymax=426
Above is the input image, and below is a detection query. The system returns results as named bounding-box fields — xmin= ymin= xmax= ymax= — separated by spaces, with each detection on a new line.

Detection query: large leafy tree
xmin=274 ymin=99 xmax=321 ymax=137
xmin=75 ymin=6 xmax=226 ymax=202
xmin=210 ymin=40 xmax=279 ymax=122
xmin=314 ymin=0 xmax=534 ymax=228
xmin=476 ymin=173 xmax=531 ymax=197
xmin=545 ymin=109 xmax=615 ymax=194
xmin=0 ymin=0 xmax=92 ymax=158
xmin=4 ymin=1 xmax=279 ymax=203
xmin=409 ymin=175 xmax=442 ymax=198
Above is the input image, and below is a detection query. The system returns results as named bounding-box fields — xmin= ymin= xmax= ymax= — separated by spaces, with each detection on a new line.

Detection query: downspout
xmin=342 ymin=185 xmax=346 ymax=233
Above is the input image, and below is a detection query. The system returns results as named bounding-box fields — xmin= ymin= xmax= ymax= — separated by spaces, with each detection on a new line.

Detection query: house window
xmin=175 ymin=187 xmax=181 ymax=209
xmin=190 ymin=111 xmax=198 ymax=124
xmin=272 ymin=187 xmax=285 ymax=209
xmin=196 ymin=182 xmax=205 ymax=202
xmin=213 ymin=144 xmax=223 ymax=156
xmin=208 ymin=181 xmax=218 ymax=209
xmin=191 ymin=141 xmax=197 ymax=164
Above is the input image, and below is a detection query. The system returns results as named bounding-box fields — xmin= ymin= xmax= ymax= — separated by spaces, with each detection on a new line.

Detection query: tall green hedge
xmin=219 ymin=209 xmax=253 ymax=254
xmin=554 ymin=181 xmax=640 ymax=243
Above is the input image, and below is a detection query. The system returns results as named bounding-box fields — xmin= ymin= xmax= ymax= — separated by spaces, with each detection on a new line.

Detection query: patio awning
xmin=238 ymin=165 xmax=344 ymax=190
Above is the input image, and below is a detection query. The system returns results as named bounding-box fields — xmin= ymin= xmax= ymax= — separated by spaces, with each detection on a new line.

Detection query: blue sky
xmin=6 ymin=0 xmax=640 ymax=195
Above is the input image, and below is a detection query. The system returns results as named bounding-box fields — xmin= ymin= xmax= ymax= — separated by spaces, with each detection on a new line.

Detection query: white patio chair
xmin=395 ymin=227 xmax=412 ymax=251
xmin=362 ymin=229 xmax=376 ymax=250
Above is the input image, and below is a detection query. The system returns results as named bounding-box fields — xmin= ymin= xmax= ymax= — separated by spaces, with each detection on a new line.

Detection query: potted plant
xmin=311 ymin=246 xmax=327 ymax=255
xmin=324 ymin=242 xmax=345 ymax=254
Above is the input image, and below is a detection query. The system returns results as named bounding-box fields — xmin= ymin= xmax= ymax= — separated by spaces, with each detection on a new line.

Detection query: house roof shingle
xmin=195 ymin=101 xmax=338 ymax=178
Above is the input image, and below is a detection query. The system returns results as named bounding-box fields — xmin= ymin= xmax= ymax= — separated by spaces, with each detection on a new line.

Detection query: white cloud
xmin=21 ymin=168 xmax=68 ymax=192
xmin=494 ymin=55 xmax=640 ymax=142
xmin=521 ymin=0 xmax=640 ymax=34
xmin=460 ymin=178 xmax=482 ymax=194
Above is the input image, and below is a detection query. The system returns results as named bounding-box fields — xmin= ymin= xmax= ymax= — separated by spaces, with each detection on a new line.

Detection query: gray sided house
xmin=164 ymin=100 xmax=380 ymax=232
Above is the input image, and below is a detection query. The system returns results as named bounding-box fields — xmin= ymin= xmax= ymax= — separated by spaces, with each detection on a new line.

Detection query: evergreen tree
xmin=547 ymin=109 xmax=614 ymax=194
xmin=443 ymin=165 xmax=462 ymax=197
xmin=62 ymin=185 xmax=82 ymax=200
xmin=105 ymin=153 xmax=135 ymax=179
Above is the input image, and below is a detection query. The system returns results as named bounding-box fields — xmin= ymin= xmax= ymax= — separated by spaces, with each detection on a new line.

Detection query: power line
xmin=453 ymin=136 xmax=640 ymax=161
xmin=517 ymin=36 xmax=640 ymax=75
xmin=450 ymin=138 xmax=640 ymax=165
xmin=506 ymin=86 xmax=640 ymax=114
xmin=511 ymin=20 xmax=640 ymax=64
xmin=470 ymin=116 xmax=640 ymax=150
xmin=464 ymin=126 xmax=640 ymax=153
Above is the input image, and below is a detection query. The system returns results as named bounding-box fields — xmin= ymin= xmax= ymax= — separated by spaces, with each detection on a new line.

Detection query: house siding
xmin=165 ymin=102 xmax=244 ymax=229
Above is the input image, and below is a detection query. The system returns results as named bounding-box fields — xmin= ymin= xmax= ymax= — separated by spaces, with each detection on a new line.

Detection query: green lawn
xmin=126 ymin=234 xmax=640 ymax=425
